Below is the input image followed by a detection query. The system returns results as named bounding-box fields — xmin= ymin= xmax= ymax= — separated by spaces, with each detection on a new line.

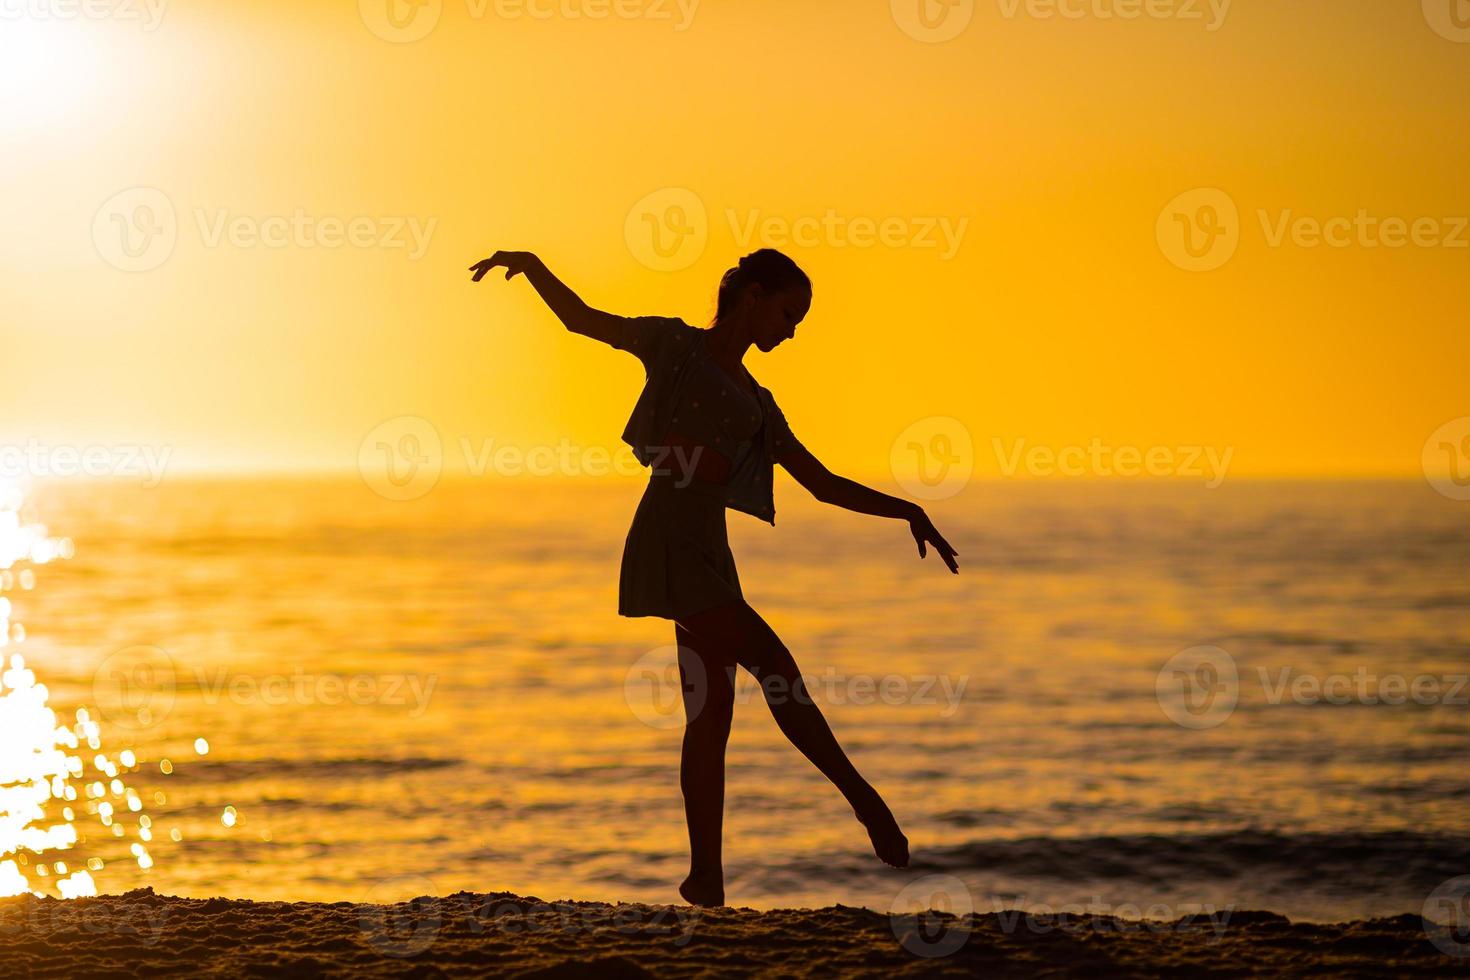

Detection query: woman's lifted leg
xmin=677 ymin=601 xmax=909 ymax=873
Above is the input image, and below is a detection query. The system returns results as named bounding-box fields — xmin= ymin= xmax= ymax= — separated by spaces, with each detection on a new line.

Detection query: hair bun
xmin=711 ymin=249 xmax=811 ymax=326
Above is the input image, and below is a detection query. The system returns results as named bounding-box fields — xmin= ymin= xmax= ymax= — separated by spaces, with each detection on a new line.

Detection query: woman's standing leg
xmin=678 ymin=601 xmax=909 ymax=868
xmin=674 ymin=622 xmax=736 ymax=907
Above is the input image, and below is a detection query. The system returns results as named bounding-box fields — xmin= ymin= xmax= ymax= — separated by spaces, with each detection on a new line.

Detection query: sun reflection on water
xmin=0 ymin=479 xmax=161 ymax=898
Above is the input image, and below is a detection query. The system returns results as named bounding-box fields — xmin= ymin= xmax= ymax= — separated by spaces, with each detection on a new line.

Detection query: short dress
xmin=609 ymin=316 xmax=804 ymax=621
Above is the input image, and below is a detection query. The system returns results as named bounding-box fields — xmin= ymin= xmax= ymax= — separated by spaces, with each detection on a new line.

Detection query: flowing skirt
xmin=618 ymin=475 xmax=743 ymax=620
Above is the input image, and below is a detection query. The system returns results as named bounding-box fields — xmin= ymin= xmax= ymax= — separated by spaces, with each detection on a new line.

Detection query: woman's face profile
xmin=747 ymin=283 xmax=812 ymax=353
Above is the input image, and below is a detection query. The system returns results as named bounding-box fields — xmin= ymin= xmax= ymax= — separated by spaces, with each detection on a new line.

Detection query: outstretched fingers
xmin=933 ymin=536 xmax=960 ymax=573
xmin=468 ymin=250 xmax=523 ymax=282
xmin=911 ymin=516 xmax=960 ymax=574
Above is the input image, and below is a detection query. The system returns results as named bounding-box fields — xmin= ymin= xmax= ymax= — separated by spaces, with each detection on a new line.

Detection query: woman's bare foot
xmin=678 ymin=868 xmax=726 ymax=907
xmin=855 ymin=799 xmax=910 ymax=868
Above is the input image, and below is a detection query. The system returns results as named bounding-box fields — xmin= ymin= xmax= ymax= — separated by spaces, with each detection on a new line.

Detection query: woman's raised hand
xmin=469 ymin=250 xmax=538 ymax=282
xmin=909 ymin=509 xmax=960 ymax=574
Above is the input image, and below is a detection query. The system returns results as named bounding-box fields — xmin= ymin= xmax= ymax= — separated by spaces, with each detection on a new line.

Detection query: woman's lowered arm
xmin=779 ymin=442 xmax=960 ymax=573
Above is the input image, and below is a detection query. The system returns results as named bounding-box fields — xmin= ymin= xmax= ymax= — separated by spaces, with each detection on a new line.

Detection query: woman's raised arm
xmin=469 ymin=250 xmax=625 ymax=348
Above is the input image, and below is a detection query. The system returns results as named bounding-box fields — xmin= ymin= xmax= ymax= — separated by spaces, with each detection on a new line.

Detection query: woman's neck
xmin=705 ymin=318 xmax=753 ymax=373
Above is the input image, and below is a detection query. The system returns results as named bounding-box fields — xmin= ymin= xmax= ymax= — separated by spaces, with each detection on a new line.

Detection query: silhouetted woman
xmin=470 ymin=248 xmax=959 ymax=907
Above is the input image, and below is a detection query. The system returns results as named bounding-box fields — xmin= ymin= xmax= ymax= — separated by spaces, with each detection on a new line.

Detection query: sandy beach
xmin=3 ymin=887 xmax=1464 ymax=978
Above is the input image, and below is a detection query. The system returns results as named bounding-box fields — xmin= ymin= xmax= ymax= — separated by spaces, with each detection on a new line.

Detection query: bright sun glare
xmin=0 ymin=19 xmax=102 ymax=132
xmin=0 ymin=478 xmax=166 ymax=899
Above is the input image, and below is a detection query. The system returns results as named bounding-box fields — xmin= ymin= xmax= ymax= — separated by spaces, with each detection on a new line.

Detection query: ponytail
xmin=713 ymin=249 xmax=811 ymax=325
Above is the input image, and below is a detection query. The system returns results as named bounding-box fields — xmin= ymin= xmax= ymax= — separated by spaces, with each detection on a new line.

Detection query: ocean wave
xmin=169 ymin=757 xmax=462 ymax=782
xmin=908 ymin=829 xmax=1470 ymax=892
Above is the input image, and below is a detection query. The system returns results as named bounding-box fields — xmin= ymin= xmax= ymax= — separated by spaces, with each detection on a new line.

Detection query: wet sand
xmin=3 ymin=887 xmax=1464 ymax=977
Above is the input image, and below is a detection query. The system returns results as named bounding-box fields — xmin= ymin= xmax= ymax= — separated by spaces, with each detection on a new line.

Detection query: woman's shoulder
xmin=640 ymin=315 xmax=697 ymax=331
xmin=752 ymin=379 xmax=784 ymax=409
xmin=618 ymin=316 xmax=700 ymax=363
xmin=751 ymin=383 xmax=800 ymax=447
xmin=648 ymin=316 xmax=702 ymax=347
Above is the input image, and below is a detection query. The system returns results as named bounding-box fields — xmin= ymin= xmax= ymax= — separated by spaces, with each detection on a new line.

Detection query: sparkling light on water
xmin=0 ymin=479 xmax=163 ymax=898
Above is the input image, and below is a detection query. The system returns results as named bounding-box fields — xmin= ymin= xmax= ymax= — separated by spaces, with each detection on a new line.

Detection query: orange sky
xmin=1 ymin=0 xmax=1466 ymax=482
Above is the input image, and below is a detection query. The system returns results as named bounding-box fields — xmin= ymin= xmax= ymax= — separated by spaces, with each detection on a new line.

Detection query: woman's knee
xmin=731 ymin=622 xmax=797 ymax=681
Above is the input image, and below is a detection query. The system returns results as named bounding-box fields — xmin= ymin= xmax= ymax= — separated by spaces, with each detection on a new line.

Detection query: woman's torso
xmin=658 ymin=348 xmax=764 ymax=488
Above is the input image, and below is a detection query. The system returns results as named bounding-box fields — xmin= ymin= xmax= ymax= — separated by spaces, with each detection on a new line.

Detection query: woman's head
xmin=713 ymin=249 xmax=812 ymax=352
